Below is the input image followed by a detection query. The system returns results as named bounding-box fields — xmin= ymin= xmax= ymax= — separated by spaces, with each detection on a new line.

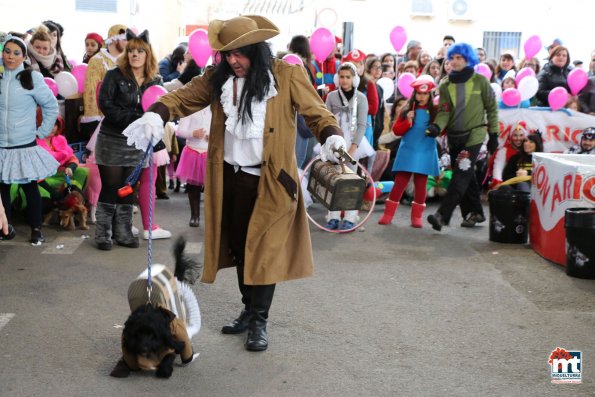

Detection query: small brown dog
xmin=58 ymin=190 xmax=89 ymax=230
xmin=43 ymin=190 xmax=89 ymax=231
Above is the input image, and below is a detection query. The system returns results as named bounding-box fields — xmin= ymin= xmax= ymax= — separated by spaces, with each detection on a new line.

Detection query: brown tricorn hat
xmin=208 ymin=15 xmax=280 ymax=52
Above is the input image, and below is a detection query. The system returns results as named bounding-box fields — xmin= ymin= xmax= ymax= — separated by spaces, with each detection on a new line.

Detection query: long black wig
xmin=211 ymin=42 xmax=274 ymax=124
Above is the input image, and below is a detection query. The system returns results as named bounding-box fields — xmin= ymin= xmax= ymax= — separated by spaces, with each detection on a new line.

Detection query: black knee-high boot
xmin=187 ymin=185 xmax=201 ymax=227
xmin=221 ymin=261 xmax=253 ymax=334
xmin=245 ymin=284 xmax=275 ymax=352
xmin=95 ymin=202 xmax=116 ymax=250
xmin=113 ymin=204 xmax=139 ymax=248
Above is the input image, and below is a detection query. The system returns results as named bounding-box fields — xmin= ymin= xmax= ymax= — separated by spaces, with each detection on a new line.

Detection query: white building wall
xmin=0 ymin=0 xmax=592 ymax=66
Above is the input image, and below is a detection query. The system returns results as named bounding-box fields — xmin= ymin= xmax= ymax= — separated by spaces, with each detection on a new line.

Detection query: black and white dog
xmin=110 ymin=237 xmax=202 ymax=378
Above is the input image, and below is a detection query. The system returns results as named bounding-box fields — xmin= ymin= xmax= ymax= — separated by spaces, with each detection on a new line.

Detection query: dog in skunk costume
xmin=110 ymin=237 xmax=202 ymax=378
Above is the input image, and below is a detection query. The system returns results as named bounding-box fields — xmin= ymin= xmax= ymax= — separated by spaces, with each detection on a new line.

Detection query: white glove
xmin=320 ymin=135 xmax=347 ymax=164
xmin=122 ymin=112 xmax=164 ymax=151
xmin=176 ymin=352 xmax=200 ymax=367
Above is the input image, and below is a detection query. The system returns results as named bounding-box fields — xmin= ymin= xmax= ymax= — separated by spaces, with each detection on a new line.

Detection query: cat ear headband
xmin=125 ymin=29 xmax=149 ymax=43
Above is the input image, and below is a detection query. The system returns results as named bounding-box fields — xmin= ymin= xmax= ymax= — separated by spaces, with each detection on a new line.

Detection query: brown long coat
xmin=158 ymin=59 xmax=341 ymax=285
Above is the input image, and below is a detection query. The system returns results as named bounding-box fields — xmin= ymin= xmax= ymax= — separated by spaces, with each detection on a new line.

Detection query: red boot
xmin=378 ymin=200 xmax=399 ymax=225
xmin=411 ymin=202 xmax=426 ymax=228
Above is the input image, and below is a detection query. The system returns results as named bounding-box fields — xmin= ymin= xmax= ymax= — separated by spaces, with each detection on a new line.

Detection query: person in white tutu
xmin=0 ymin=35 xmax=59 ymax=245
xmin=175 ymin=106 xmax=211 ymax=227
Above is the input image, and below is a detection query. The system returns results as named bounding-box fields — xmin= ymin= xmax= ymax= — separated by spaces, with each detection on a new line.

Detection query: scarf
xmin=337 ymin=87 xmax=358 ymax=140
xmin=26 ymin=42 xmax=63 ymax=75
xmin=448 ymin=67 xmax=474 ymax=84
xmin=220 ymin=72 xmax=277 ymax=139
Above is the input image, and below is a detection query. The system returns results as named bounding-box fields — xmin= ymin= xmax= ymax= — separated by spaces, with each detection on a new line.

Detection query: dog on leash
xmin=42 ymin=189 xmax=89 ymax=231
xmin=58 ymin=190 xmax=89 ymax=230
xmin=110 ymin=237 xmax=202 ymax=378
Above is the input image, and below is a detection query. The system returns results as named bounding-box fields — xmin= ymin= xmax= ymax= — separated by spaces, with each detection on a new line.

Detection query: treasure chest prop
xmin=307 ymin=152 xmax=367 ymax=211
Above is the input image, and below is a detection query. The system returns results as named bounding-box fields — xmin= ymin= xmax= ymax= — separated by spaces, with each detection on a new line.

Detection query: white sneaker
xmin=143 ymin=227 xmax=172 ymax=240
xmin=132 ymin=226 xmax=139 ymax=236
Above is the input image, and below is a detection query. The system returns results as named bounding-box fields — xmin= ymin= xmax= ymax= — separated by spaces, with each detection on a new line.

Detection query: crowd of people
xmin=1 ymin=21 xmax=593 ymax=244
xmin=1 ymin=15 xmax=594 ymax=355
xmin=279 ymin=33 xmax=595 ymax=232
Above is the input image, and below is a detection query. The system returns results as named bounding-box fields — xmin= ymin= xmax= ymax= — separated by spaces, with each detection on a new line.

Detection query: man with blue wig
xmin=425 ymin=43 xmax=499 ymax=231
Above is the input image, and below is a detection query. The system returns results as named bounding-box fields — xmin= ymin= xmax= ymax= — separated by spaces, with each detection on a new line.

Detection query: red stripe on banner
xmin=529 ymin=201 xmax=566 ymax=266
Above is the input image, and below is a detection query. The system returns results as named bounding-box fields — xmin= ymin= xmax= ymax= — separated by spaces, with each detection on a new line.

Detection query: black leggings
xmin=98 ymin=165 xmax=136 ymax=204
xmin=0 ymin=182 xmax=42 ymax=229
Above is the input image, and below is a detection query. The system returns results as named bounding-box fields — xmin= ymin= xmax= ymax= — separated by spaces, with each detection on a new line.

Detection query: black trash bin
xmin=565 ymin=207 xmax=595 ymax=279
xmin=488 ymin=189 xmax=530 ymax=244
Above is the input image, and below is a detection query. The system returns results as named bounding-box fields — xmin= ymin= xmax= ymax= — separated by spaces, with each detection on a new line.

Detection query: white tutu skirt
xmin=0 ymin=146 xmax=59 ymax=184
xmin=151 ymin=149 xmax=170 ymax=167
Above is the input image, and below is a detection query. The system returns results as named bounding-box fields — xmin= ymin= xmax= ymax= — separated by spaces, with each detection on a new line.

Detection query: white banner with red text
xmin=498 ymin=108 xmax=595 ymax=153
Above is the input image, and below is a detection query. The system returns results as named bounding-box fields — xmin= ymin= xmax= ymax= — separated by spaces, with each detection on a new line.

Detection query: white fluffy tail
xmin=178 ymin=281 xmax=201 ymax=339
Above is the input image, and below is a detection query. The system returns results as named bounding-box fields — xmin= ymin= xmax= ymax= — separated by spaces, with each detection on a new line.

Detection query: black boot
xmin=222 ymin=263 xmax=252 ymax=334
xmin=174 ymin=179 xmax=181 ymax=193
xmin=95 ymin=202 xmax=116 ymax=250
xmin=245 ymin=284 xmax=275 ymax=352
xmin=221 ymin=310 xmax=251 ymax=334
xmin=30 ymin=227 xmax=45 ymax=245
xmin=188 ymin=185 xmax=201 ymax=227
xmin=113 ymin=204 xmax=139 ymax=248
xmin=427 ymin=211 xmax=445 ymax=231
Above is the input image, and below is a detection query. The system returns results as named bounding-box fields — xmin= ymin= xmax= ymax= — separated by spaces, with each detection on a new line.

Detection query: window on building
xmin=411 ymin=0 xmax=434 ymax=16
xmin=483 ymin=31 xmax=521 ymax=60
xmin=75 ymin=0 xmax=117 ymax=12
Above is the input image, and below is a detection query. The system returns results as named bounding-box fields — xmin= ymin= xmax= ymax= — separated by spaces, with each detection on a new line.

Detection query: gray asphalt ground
xmin=0 ymin=191 xmax=594 ymax=397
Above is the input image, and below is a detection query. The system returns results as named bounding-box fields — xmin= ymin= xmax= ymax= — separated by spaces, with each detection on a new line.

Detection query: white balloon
xmin=490 ymin=82 xmax=502 ymax=102
xmin=376 ymin=77 xmax=395 ymax=100
xmin=518 ymin=76 xmax=539 ymax=101
xmin=54 ymin=71 xmax=78 ymax=98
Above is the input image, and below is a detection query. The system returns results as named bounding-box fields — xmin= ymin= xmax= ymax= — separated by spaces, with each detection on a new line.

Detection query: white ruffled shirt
xmin=221 ymin=73 xmax=277 ymax=176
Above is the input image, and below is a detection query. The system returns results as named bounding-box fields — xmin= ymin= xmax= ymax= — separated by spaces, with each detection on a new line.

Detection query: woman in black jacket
xmin=94 ymin=30 xmax=162 ymax=250
xmin=536 ymin=46 xmax=572 ymax=106
xmin=501 ymin=132 xmax=543 ymax=192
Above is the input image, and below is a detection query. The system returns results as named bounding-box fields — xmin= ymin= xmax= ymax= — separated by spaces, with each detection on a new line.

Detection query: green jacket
xmin=435 ymin=72 xmax=499 ymax=147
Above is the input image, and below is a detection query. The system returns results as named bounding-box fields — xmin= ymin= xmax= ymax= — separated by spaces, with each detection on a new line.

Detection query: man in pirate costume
xmin=122 ymin=15 xmax=345 ymax=351
xmin=425 ymin=43 xmax=499 ymax=231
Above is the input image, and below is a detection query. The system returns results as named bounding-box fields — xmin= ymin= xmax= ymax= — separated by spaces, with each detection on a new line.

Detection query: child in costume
xmin=378 ymin=75 xmax=440 ymax=227
xmin=35 ymin=113 xmax=88 ymax=207
xmin=324 ymin=62 xmax=373 ymax=231
xmin=175 ymin=106 xmax=211 ymax=227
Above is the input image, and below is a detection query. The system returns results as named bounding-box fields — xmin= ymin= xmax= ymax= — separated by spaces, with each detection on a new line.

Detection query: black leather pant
xmin=222 ymin=162 xmax=275 ymax=317
xmin=437 ymin=142 xmax=484 ymax=224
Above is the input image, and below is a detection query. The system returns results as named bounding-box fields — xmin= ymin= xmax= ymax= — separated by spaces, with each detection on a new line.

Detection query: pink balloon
xmin=71 ymin=64 xmax=87 ymax=94
xmin=474 ymin=63 xmax=492 ymax=80
xmin=548 ymin=86 xmax=569 ymax=111
xmin=389 ymin=26 xmax=407 ymax=53
xmin=515 ymin=67 xmax=535 ymax=86
xmin=433 ymin=95 xmax=440 ymax=106
xmin=523 ymin=35 xmax=542 ymax=60
xmin=567 ymin=68 xmax=588 ymax=95
xmin=142 ymin=85 xmax=167 ymax=112
xmin=69 ymin=59 xmax=78 ymax=68
xmin=43 ymin=77 xmax=59 ymax=97
xmin=309 ymin=27 xmax=335 ymax=62
xmin=282 ymin=54 xmax=304 ymax=66
xmin=397 ymin=72 xmax=415 ymax=99
xmin=188 ymin=29 xmax=212 ymax=68
xmin=502 ymin=88 xmax=521 ymax=107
